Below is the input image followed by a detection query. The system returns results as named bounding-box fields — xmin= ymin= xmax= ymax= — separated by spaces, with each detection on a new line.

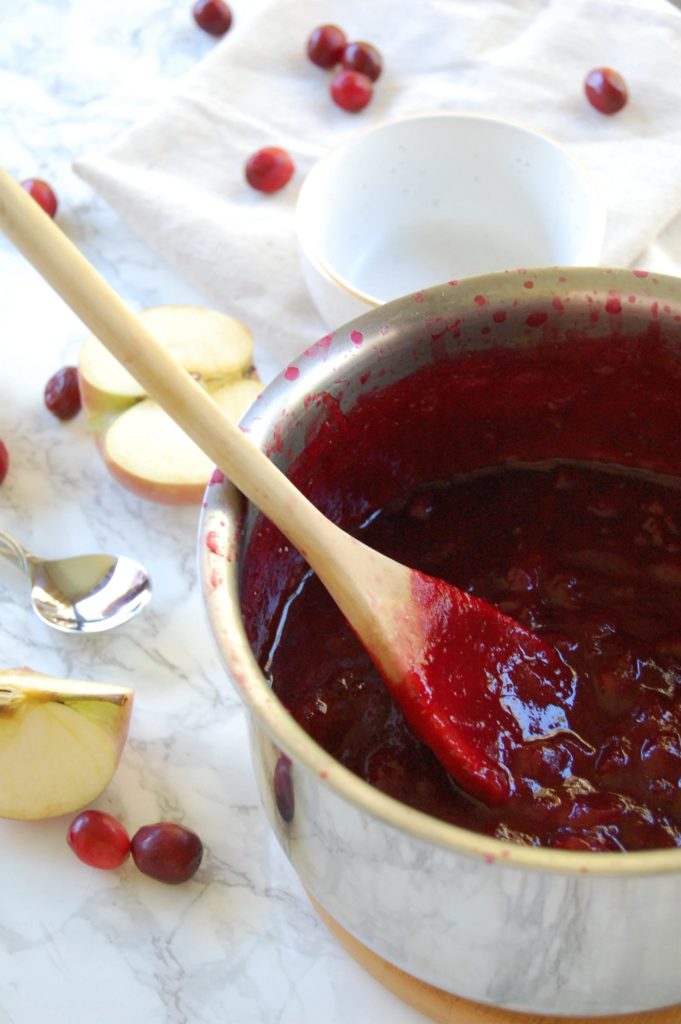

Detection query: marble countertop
xmin=0 ymin=2 xmax=432 ymax=1022
xmin=2 ymin=3 xmax=681 ymax=1024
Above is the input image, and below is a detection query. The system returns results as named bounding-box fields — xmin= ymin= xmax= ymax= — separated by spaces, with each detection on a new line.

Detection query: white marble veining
xmin=0 ymin=3 xmax=428 ymax=1022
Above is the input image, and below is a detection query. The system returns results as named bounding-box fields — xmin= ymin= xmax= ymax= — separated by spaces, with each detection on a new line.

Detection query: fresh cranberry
xmin=341 ymin=41 xmax=382 ymax=82
xmin=131 ymin=822 xmax=203 ymax=884
xmin=192 ymin=0 xmax=232 ymax=36
xmin=584 ymin=67 xmax=628 ymax=115
xmin=67 ymin=810 xmax=131 ymax=869
xmin=44 ymin=365 xmax=82 ymax=420
xmin=21 ymin=178 xmax=58 ymax=218
xmin=306 ymin=24 xmax=347 ymax=69
xmin=0 ymin=442 xmax=8 ymax=485
xmin=245 ymin=146 xmax=295 ymax=193
xmin=330 ymin=70 xmax=373 ymax=113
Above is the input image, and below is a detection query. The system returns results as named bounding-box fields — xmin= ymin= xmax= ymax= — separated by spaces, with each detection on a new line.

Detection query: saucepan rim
xmin=200 ymin=265 xmax=681 ymax=878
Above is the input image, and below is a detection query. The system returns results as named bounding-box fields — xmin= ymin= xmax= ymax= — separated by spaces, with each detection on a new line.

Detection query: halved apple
xmin=103 ymin=377 xmax=264 ymax=505
xmin=79 ymin=305 xmax=262 ymax=504
xmin=0 ymin=668 xmax=133 ymax=820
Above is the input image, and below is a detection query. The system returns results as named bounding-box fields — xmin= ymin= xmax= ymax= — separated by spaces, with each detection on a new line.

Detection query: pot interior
xmin=228 ymin=268 xmax=681 ymax=858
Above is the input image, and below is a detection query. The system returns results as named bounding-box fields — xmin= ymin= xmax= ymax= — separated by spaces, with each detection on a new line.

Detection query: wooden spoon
xmin=0 ymin=167 xmax=575 ymax=806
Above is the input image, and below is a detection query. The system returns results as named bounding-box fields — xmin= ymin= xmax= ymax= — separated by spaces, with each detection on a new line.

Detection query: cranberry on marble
xmin=67 ymin=810 xmax=131 ymax=869
xmin=21 ymin=178 xmax=58 ymax=218
xmin=131 ymin=822 xmax=204 ymax=884
xmin=44 ymin=366 xmax=82 ymax=420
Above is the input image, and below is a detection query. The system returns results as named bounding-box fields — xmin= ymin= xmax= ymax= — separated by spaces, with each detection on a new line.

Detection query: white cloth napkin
xmin=75 ymin=0 xmax=681 ymax=378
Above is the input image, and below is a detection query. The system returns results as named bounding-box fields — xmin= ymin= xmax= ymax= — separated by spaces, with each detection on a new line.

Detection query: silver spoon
xmin=0 ymin=529 xmax=151 ymax=633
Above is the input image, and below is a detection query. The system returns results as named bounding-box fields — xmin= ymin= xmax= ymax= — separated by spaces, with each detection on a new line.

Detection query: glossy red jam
xmin=241 ymin=326 xmax=681 ymax=851
xmin=266 ymin=461 xmax=681 ymax=850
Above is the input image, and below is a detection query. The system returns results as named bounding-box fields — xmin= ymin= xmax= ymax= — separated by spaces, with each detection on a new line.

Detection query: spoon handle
xmin=0 ymin=530 xmax=32 ymax=575
xmin=0 ymin=167 xmax=383 ymax=631
xmin=0 ymin=170 xmax=320 ymax=545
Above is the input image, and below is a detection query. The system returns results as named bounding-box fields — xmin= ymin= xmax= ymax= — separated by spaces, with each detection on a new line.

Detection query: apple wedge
xmin=0 ymin=668 xmax=133 ymax=820
xmin=79 ymin=304 xmax=262 ymax=503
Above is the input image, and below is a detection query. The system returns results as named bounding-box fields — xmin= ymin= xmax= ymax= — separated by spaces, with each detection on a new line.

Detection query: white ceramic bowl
xmin=296 ymin=113 xmax=605 ymax=327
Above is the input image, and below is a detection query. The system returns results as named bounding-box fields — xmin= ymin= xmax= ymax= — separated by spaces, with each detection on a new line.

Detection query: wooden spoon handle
xmin=0 ymin=167 xmax=409 ymax=675
xmin=0 ymin=166 xmax=336 ymax=570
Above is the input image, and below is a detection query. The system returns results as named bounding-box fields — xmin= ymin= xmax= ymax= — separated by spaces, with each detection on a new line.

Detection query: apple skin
xmin=102 ymin=456 xmax=215 ymax=506
xmin=78 ymin=305 xmax=261 ymax=505
xmin=78 ymin=376 xmax=136 ymax=436
xmin=99 ymin=376 xmax=264 ymax=506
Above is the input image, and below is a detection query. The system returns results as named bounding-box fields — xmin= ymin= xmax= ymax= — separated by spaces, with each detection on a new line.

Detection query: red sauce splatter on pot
xmin=526 ymin=311 xmax=548 ymax=328
xmin=304 ymin=334 xmax=334 ymax=358
xmin=205 ymin=530 xmax=222 ymax=555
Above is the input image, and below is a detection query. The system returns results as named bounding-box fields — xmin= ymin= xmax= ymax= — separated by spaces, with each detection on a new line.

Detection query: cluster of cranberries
xmin=67 ymin=809 xmax=204 ymax=884
xmin=192 ymin=13 xmax=624 ymax=201
xmin=307 ymin=24 xmax=383 ymax=114
xmin=242 ymin=25 xmax=384 ymax=195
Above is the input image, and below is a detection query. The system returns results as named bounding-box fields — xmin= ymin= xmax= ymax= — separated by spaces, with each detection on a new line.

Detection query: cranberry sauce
xmin=240 ymin=329 xmax=681 ymax=851
xmin=266 ymin=462 xmax=681 ymax=851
